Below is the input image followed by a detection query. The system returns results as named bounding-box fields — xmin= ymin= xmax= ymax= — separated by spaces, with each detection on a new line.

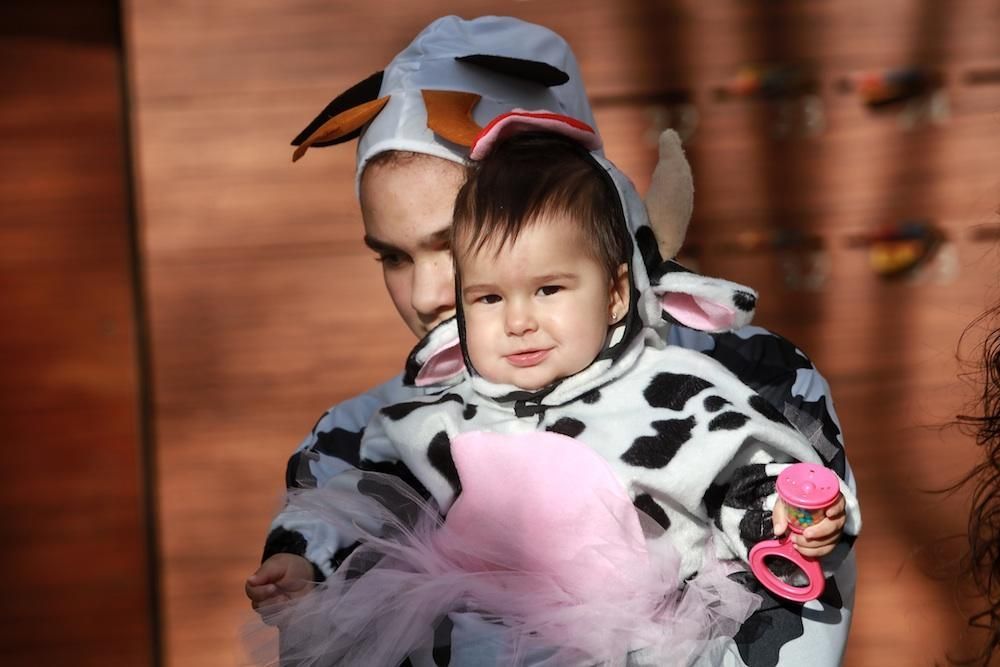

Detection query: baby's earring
xmin=609 ymin=309 xmax=620 ymax=324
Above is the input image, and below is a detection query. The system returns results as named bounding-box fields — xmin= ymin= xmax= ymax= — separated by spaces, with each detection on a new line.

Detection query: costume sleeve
xmin=667 ymin=324 xmax=848 ymax=476
xmin=667 ymin=324 xmax=861 ymax=578
xmin=711 ymin=460 xmax=861 ymax=580
xmin=261 ymin=374 xmax=421 ymax=578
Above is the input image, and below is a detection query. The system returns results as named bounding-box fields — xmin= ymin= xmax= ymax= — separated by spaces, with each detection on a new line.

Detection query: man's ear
xmin=609 ymin=263 xmax=630 ymax=324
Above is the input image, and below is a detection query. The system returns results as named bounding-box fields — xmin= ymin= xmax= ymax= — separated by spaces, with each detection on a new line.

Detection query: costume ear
xmin=456 ymin=54 xmax=569 ymax=87
xmin=292 ymin=96 xmax=390 ymax=162
xmin=652 ymin=263 xmax=757 ymax=333
xmin=403 ymin=319 xmax=465 ymax=387
xmin=643 ymin=129 xmax=694 ymax=261
xmin=414 ymin=336 xmax=465 ymax=387
xmin=291 ymin=71 xmax=388 ymax=161
xmin=422 ymin=90 xmax=483 ymax=147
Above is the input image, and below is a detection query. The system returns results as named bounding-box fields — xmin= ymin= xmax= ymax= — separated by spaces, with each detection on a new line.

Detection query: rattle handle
xmin=748 ymin=536 xmax=825 ymax=602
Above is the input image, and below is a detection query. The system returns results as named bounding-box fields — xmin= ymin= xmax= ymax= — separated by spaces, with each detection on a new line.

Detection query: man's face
xmin=457 ymin=213 xmax=628 ymax=391
xmin=359 ymin=156 xmax=465 ymax=338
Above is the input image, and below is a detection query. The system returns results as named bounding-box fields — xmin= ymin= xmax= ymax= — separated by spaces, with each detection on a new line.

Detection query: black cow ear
xmin=291 ymin=71 xmax=384 ymax=147
xmin=455 ymin=55 xmax=569 ymax=87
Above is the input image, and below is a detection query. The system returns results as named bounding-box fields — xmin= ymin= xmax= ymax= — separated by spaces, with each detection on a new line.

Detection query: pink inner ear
xmin=660 ymin=293 xmax=736 ymax=331
xmin=414 ymin=337 xmax=465 ymax=387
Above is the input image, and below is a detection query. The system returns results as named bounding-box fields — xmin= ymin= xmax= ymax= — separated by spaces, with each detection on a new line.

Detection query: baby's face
xmin=458 ymin=213 xmax=627 ymax=391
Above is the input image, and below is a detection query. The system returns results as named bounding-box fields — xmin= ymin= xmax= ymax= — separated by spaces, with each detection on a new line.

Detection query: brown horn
xmin=422 ymin=90 xmax=483 ymax=147
xmin=292 ymin=96 xmax=390 ymax=162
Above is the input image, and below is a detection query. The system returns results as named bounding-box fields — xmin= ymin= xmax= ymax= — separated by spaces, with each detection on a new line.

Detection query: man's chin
xmin=409 ymin=316 xmax=457 ymax=339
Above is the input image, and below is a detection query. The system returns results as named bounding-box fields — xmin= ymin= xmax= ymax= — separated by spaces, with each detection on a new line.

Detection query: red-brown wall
xmin=4 ymin=1 xmax=998 ymax=664
xmin=0 ymin=1 xmax=155 ymax=665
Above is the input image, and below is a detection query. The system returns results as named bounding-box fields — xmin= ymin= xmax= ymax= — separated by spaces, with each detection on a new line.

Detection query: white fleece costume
xmin=264 ymin=15 xmax=861 ymax=667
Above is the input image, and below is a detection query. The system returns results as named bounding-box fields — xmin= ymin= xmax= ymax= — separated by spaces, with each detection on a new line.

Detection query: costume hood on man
xmin=290 ymin=15 xmax=598 ymax=188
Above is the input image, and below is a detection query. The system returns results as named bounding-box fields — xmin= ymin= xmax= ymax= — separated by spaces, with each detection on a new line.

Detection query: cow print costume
xmin=262 ymin=127 xmax=861 ymax=666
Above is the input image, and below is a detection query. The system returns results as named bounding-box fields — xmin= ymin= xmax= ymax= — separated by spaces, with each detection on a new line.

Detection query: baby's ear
xmin=403 ymin=319 xmax=465 ymax=387
xmin=651 ymin=262 xmax=757 ymax=333
xmin=609 ymin=263 xmax=630 ymax=324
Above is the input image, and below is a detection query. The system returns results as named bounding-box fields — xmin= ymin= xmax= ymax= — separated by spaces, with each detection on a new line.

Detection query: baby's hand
xmin=245 ymin=553 xmax=316 ymax=620
xmin=771 ymin=495 xmax=847 ymax=559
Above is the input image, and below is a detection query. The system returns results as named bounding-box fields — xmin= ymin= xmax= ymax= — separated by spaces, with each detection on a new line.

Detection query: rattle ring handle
xmin=748 ymin=537 xmax=825 ymax=603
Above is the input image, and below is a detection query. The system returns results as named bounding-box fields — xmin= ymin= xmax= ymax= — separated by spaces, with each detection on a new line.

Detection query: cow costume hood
xmin=291 ymin=15 xmax=598 ymax=191
xmin=405 ymin=111 xmax=760 ymax=411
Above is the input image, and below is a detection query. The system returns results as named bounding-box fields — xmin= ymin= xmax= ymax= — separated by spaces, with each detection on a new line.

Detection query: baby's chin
xmin=512 ymin=377 xmax=556 ymax=392
xmin=477 ymin=369 xmax=555 ymax=392
xmin=491 ymin=365 xmax=592 ymax=392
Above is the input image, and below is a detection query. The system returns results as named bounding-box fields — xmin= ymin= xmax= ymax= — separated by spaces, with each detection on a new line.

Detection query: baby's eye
xmin=538 ymin=285 xmax=562 ymax=296
xmin=478 ymin=294 xmax=502 ymax=305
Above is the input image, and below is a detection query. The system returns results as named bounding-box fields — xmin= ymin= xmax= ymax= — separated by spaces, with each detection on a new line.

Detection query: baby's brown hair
xmin=452 ymin=132 xmax=630 ymax=279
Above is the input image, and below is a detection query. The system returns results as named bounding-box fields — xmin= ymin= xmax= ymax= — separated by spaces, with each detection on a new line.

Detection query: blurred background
xmin=4 ymin=0 xmax=1000 ymax=665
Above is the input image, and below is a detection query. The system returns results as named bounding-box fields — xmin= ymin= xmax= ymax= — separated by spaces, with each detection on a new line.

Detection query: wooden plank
xmin=0 ymin=1 xmax=154 ymax=665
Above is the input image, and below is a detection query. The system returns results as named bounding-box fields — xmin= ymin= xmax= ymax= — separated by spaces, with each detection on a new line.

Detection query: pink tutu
xmin=245 ymin=431 xmax=760 ymax=666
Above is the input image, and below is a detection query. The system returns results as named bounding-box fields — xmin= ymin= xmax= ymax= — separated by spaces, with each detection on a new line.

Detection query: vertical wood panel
xmin=0 ymin=1 xmax=154 ymax=665
xmin=126 ymin=1 xmax=1000 ymax=664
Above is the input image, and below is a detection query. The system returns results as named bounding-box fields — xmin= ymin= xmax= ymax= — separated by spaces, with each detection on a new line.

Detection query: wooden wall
xmin=0 ymin=1 xmax=155 ymax=665
xmin=124 ymin=1 xmax=1000 ymax=665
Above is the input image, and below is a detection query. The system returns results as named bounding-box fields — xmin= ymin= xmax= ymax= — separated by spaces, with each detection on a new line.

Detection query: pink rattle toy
xmin=748 ymin=463 xmax=840 ymax=602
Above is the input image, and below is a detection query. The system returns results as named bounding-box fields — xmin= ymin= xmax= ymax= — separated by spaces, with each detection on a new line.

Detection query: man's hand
xmin=771 ymin=495 xmax=847 ymax=559
xmin=245 ymin=553 xmax=317 ymax=617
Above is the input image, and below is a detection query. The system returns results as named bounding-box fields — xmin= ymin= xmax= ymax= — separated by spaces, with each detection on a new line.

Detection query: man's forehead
xmin=364 ymin=223 xmax=451 ymax=251
xmin=418 ymin=225 xmax=452 ymax=247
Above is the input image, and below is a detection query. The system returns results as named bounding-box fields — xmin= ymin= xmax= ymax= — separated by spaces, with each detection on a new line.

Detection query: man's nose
xmin=411 ymin=254 xmax=455 ymax=322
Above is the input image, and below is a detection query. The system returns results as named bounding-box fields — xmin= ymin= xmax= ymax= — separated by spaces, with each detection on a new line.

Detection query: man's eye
xmin=538 ymin=285 xmax=562 ymax=296
xmin=375 ymin=252 xmax=407 ymax=268
xmin=478 ymin=294 xmax=502 ymax=305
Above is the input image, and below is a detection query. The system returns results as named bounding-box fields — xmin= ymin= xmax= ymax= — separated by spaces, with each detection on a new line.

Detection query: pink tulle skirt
xmin=245 ymin=431 xmax=760 ymax=666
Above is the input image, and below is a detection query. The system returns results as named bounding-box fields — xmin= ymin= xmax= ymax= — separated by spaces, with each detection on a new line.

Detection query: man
xmin=245 ymin=15 xmax=857 ymax=667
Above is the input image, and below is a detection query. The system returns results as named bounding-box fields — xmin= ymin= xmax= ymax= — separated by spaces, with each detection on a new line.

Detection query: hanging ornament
xmin=847 ymin=219 xmax=944 ymax=279
xmin=716 ymin=64 xmax=825 ymax=139
xmin=844 ymin=67 xmax=948 ymax=129
xmin=722 ymin=65 xmax=815 ymax=100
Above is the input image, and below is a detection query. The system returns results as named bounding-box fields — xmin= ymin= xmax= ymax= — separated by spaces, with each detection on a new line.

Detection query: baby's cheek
xmin=463 ymin=318 xmax=494 ymax=376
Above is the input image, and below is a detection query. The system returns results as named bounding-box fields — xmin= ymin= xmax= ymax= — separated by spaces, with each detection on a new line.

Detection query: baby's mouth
xmin=505 ymin=348 xmax=551 ymax=367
